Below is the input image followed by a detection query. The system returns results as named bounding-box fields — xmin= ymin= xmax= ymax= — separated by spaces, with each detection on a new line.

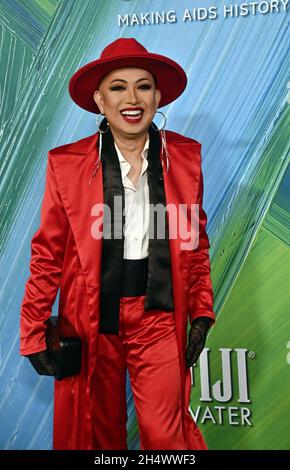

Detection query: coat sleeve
xmin=20 ymin=152 xmax=69 ymax=355
xmin=187 ymin=144 xmax=215 ymax=327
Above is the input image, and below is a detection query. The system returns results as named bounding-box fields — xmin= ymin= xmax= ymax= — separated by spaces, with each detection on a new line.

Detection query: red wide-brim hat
xmin=68 ymin=37 xmax=187 ymax=114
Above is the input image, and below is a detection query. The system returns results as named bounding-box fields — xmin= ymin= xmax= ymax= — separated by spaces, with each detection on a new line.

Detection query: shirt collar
xmin=114 ymin=133 xmax=149 ymax=165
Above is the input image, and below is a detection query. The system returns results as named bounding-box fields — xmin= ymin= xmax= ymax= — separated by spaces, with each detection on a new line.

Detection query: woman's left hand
xmin=186 ymin=317 xmax=211 ymax=368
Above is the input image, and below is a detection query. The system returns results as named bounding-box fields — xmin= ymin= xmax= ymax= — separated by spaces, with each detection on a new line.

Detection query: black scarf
xmin=99 ymin=117 xmax=174 ymax=334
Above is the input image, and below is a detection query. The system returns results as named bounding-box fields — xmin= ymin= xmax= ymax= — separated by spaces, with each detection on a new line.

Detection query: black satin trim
xmin=99 ymin=118 xmax=174 ymax=335
xmin=145 ymin=123 xmax=174 ymax=312
xmin=99 ymin=120 xmax=125 ymax=334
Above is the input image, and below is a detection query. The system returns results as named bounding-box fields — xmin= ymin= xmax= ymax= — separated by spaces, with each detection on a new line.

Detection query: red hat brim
xmin=68 ymin=52 xmax=187 ymax=114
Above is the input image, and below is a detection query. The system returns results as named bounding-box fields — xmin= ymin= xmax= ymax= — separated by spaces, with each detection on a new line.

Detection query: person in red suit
xmin=20 ymin=37 xmax=215 ymax=450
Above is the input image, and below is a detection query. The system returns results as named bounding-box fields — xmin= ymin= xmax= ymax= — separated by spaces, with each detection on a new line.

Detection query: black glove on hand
xmin=26 ymin=350 xmax=56 ymax=376
xmin=186 ymin=317 xmax=212 ymax=368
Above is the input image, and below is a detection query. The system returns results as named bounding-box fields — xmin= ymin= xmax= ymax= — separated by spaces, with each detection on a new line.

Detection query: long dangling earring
xmin=160 ymin=127 xmax=170 ymax=174
xmin=88 ymin=113 xmax=109 ymax=185
xmin=151 ymin=110 xmax=170 ymax=174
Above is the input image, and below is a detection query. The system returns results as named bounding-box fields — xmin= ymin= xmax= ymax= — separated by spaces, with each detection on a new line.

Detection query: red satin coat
xmin=20 ymin=129 xmax=215 ymax=450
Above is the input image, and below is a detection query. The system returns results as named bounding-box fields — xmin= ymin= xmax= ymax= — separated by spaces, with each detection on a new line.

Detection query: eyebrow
xmin=109 ymin=77 xmax=152 ymax=84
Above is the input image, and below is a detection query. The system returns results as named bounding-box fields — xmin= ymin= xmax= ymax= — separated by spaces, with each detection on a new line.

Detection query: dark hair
xmin=151 ymin=73 xmax=158 ymax=88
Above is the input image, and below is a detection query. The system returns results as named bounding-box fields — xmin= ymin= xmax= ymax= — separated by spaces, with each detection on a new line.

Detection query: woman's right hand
xmin=26 ymin=350 xmax=56 ymax=376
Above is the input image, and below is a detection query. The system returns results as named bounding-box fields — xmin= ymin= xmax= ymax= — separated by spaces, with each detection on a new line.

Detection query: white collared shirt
xmin=114 ymin=134 xmax=150 ymax=260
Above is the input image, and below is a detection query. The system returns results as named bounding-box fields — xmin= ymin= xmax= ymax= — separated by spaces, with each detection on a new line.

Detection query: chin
xmin=121 ymin=122 xmax=149 ymax=133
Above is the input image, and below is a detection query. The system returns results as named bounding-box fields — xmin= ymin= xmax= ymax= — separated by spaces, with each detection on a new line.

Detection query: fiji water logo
xmin=190 ymin=348 xmax=254 ymax=426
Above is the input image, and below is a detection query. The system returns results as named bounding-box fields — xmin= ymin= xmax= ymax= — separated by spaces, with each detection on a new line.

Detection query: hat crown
xmin=100 ymin=38 xmax=148 ymax=60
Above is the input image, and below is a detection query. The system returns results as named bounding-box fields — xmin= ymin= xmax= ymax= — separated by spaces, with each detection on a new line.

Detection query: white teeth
xmin=121 ymin=110 xmax=142 ymax=115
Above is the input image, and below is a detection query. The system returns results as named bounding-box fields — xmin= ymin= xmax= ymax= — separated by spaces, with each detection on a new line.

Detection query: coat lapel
xmin=51 ymin=131 xmax=103 ymax=291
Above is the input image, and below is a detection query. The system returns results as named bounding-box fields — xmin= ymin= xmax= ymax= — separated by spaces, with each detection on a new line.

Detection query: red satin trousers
xmin=92 ymin=295 xmax=187 ymax=450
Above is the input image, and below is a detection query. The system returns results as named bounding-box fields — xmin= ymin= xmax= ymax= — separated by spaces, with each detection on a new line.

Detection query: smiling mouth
xmin=120 ymin=109 xmax=144 ymax=123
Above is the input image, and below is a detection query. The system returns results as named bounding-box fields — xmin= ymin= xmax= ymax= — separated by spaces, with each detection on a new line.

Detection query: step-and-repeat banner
xmin=0 ymin=0 xmax=289 ymax=450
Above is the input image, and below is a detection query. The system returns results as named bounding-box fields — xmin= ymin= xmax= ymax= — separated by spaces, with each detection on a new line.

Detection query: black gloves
xmin=186 ymin=317 xmax=212 ymax=368
xmin=26 ymin=319 xmax=211 ymax=374
xmin=26 ymin=350 xmax=56 ymax=376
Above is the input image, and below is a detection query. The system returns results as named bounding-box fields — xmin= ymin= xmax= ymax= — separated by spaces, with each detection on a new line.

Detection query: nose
xmin=125 ymin=86 xmax=139 ymax=104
